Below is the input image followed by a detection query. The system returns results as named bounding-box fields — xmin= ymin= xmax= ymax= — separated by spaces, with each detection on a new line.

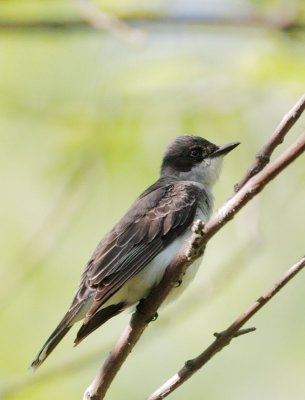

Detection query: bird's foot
xmin=145 ymin=312 xmax=159 ymax=323
xmin=136 ymin=300 xmax=159 ymax=323
xmin=172 ymin=279 xmax=182 ymax=288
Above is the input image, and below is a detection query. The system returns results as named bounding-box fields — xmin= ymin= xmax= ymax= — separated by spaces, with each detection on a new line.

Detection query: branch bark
xmin=148 ymin=255 xmax=305 ymax=400
xmin=84 ymin=95 xmax=305 ymax=400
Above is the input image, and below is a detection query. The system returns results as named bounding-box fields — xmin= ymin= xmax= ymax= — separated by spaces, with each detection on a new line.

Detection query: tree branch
xmin=83 ymin=95 xmax=305 ymax=399
xmin=235 ymin=93 xmax=305 ymax=191
xmin=148 ymin=255 xmax=305 ymax=400
xmin=1 ymin=14 xmax=304 ymax=32
xmin=74 ymin=0 xmax=145 ymax=45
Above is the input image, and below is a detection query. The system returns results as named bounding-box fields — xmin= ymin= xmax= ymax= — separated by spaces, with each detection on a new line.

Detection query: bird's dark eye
xmin=189 ymin=147 xmax=202 ymax=159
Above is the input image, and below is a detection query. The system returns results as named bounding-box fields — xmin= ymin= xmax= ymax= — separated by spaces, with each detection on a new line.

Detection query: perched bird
xmin=30 ymin=135 xmax=239 ymax=371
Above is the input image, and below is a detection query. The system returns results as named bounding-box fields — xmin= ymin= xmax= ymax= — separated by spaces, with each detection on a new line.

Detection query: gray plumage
xmin=30 ymin=135 xmax=239 ymax=371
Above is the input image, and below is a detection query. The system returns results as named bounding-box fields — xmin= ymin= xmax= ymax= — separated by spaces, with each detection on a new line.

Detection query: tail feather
xmin=29 ymin=301 xmax=87 ymax=371
xmin=74 ymin=302 xmax=125 ymax=346
xmin=30 ymin=324 xmax=72 ymax=372
xmin=30 ymin=300 xmax=125 ymax=370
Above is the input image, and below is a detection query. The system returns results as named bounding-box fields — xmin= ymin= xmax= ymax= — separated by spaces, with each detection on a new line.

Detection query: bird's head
xmin=161 ymin=135 xmax=240 ymax=187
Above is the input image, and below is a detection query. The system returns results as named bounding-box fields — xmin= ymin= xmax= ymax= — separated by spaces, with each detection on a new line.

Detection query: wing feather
xmin=147 ymin=217 xmax=163 ymax=242
xmin=88 ymin=240 xmax=163 ymax=316
xmin=73 ymin=179 xmax=205 ymax=323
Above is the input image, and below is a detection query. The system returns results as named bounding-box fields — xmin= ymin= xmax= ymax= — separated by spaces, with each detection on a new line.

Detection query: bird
xmin=30 ymin=134 xmax=239 ymax=371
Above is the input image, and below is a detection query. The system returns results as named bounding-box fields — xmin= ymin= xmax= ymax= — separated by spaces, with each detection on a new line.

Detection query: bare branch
xmin=0 ymin=14 xmax=304 ymax=32
xmin=83 ymin=97 xmax=305 ymax=399
xmin=148 ymin=255 xmax=305 ymax=400
xmin=74 ymin=0 xmax=145 ymax=45
xmin=213 ymin=326 xmax=256 ymax=339
xmin=235 ymin=93 xmax=305 ymax=191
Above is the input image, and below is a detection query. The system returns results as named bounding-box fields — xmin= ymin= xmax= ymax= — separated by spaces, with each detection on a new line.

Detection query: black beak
xmin=210 ymin=141 xmax=240 ymax=158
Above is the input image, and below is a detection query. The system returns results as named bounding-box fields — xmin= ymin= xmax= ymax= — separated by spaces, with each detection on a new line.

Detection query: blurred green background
xmin=1 ymin=0 xmax=305 ymax=399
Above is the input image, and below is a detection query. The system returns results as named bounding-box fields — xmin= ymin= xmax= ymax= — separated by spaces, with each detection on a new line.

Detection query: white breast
xmin=108 ymin=208 xmax=208 ymax=309
xmin=109 ymin=232 xmax=191 ymax=306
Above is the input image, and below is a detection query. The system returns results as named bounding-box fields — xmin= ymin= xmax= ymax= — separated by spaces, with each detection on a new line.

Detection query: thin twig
xmin=148 ymin=255 xmax=305 ymax=400
xmin=74 ymin=0 xmax=145 ymax=45
xmin=235 ymin=93 xmax=305 ymax=191
xmin=83 ymin=102 xmax=305 ymax=398
xmin=213 ymin=326 xmax=256 ymax=339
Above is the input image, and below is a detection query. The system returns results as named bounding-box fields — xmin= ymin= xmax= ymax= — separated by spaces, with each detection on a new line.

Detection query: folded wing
xmin=76 ymin=179 xmax=203 ymax=324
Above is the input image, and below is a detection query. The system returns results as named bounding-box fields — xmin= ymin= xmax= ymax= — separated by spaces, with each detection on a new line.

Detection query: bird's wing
xmin=73 ymin=179 xmax=203 ymax=320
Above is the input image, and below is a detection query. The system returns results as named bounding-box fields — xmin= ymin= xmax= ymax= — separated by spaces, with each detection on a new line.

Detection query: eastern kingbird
xmin=30 ymin=135 xmax=239 ymax=371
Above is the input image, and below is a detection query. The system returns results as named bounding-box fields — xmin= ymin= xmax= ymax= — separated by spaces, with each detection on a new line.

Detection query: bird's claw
xmin=147 ymin=312 xmax=158 ymax=323
xmin=173 ymin=279 xmax=182 ymax=288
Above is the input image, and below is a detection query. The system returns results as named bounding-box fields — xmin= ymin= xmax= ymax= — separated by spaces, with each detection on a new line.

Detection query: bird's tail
xmin=30 ymin=324 xmax=72 ymax=372
xmin=29 ymin=303 xmax=85 ymax=372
